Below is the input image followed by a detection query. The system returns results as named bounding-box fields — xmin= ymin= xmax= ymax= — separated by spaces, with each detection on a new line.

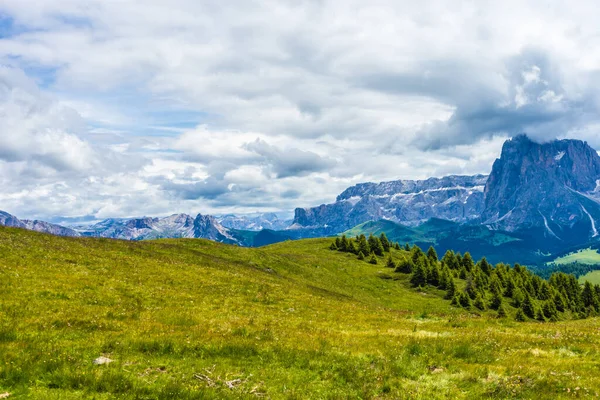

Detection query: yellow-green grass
xmin=1 ymin=227 xmax=599 ymax=399
xmin=552 ymin=248 xmax=600 ymax=265
xmin=579 ymin=270 xmax=600 ymax=285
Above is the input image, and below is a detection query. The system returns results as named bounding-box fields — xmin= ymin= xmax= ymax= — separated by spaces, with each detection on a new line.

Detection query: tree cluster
xmin=330 ymin=236 xmax=600 ymax=322
xmin=330 ymin=233 xmax=401 ymax=263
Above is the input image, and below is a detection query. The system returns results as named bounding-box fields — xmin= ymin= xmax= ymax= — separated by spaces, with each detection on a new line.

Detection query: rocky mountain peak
xmin=482 ymin=135 xmax=600 ymax=242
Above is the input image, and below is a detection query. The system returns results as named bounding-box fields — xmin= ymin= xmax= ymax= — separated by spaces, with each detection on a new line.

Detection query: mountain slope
xmin=343 ymin=219 xmax=544 ymax=265
xmin=291 ymin=174 xmax=487 ymax=234
xmin=483 ymin=135 xmax=600 ymax=246
xmin=0 ymin=210 xmax=80 ymax=237
xmin=1 ymin=226 xmax=599 ymax=398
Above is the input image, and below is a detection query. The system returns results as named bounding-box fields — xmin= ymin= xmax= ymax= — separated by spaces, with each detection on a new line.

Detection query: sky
xmin=2 ymin=0 xmax=600 ymax=221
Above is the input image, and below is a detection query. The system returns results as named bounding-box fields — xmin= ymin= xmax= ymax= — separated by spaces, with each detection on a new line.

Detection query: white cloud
xmin=1 ymin=0 xmax=600 ymax=220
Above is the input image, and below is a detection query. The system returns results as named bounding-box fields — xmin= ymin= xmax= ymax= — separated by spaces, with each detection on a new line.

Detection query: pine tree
xmin=428 ymin=263 xmax=440 ymax=286
xmin=512 ymin=288 xmax=525 ymax=308
xmin=461 ymin=252 xmax=475 ymax=272
xmin=490 ymin=290 xmax=503 ymax=310
xmin=395 ymin=258 xmax=414 ymax=274
xmin=394 ymin=242 xmax=401 ymax=250
xmin=369 ymin=253 xmax=378 ymax=265
xmin=477 ymin=257 xmax=492 ymax=276
xmin=368 ymin=234 xmax=384 ymax=256
xmin=329 ymin=241 xmax=338 ymax=250
xmin=357 ymin=251 xmax=365 ymax=260
xmin=426 ymin=246 xmax=438 ymax=263
xmin=339 ymin=235 xmax=349 ymax=252
xmin=465 ymin=275 xmax=478 ymax=300
xmin=404 ymin=243 xmax=411 ymax=251
xmin=497 ymin=303 xmax=508 ymax=318
xmin=458 ymin=292 xmax=471 ymax=308
xmin=445 ymin=277 xmax=457 ymax=299
xmin=515 ymin=308 xmax=526 ymax=321
xmin=380 ymin=233 xmax=391 ymax=252
xmin=522 ymin=293 xmax=536 ymax=319
xmin=535 ymin=308 xmax=546 ymax=322
xmin=335 ymin=237 xmax=341 ymax=249
xmin=582 ymin=281 xmax=600 ymax=311
xmin=474 ymin=293 xmax=487 ymax=310
xmin=357 ymin=235 xmax=370 ymax=256
xmin=385 ymin=255 xmax=396 ymax=269
xmin=410 ymin=262 xmax=428 ymax=287
xmin=459 ymin=267 xmax=467 ymax=280
xmin=542 ymin=301 xmax=558 ymax=321
xmin=442 ymin=250 xmax=459 ymax=270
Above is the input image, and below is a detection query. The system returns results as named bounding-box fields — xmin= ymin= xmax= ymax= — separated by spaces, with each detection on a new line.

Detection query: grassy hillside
xmin=579 ymin=270 xmax=600 ymax=285
xmin=553 ymin=248 xmax=600 ymax=265
xmin=1 ymin=227 xmax=600 ymax=398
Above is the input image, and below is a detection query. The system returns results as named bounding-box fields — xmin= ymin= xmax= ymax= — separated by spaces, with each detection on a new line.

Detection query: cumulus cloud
xmin=1 ymin=0 xmax=600 ymax=219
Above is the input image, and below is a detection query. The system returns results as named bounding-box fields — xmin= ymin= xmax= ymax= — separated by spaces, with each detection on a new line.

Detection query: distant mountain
xmin=482 ymin=134 xmax=600 ymax=247
xmin=217 ymin=213 xmax=292 ymax=231
xmin=291 ymin=175 xmax=487 ymax=234
xmin=77 ymin=213 xmax=240 ymax=243
xmin=0 ymin=211 xmax=80 ymax=237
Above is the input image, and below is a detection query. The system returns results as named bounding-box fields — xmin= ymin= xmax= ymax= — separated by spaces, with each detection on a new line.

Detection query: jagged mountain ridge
xmin=291 ymin=175 xmax=488 ymax=234
xmin=0 ymin=211 xmax=80 ymax=237
xmin=482 ymin=135 xmax=600 ymax=245
xmin=0 ymin=210 xmax=241 ymax=244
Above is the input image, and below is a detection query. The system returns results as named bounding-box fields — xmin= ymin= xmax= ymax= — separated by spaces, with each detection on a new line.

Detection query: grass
xmin=552 ymin=248 xmax=600 ymax=265
xmin=1 ymin=226 xmax=600 ymax=398
xmin=579 ymin=270 xmax=600 ymax=285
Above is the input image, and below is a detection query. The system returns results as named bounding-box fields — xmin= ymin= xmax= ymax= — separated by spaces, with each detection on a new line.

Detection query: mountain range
xmin=3 ymin=134 xmax=600 ymax=265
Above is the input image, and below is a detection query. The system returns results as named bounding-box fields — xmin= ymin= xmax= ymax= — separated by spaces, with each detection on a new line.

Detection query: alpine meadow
xmin=4 ymin=1 xmax=600 ymax=399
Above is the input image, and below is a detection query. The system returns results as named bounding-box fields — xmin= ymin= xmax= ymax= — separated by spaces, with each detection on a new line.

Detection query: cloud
xmin=244 ymin=139 xmax=336 ymax=178
xmin=2 ymin=1 xmax=600 ymax=219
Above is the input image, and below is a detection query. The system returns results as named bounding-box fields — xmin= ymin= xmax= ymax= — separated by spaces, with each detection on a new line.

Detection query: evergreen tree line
xmin=530 ymin=261 xmax=600 ymax=280
xmin=330 ymin=236 xmax=600 ymax=321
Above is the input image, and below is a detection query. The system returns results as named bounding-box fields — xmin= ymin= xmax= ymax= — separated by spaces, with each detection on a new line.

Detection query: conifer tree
xmin=395 ymin=258 xmax=414 ymax=274
xmin=426 ymin=246 xmax=438 ymax=263
xmin=542 ymin=301 xmax=558 ymax=321
xmin=404 ymin=243 xmax=411 ymax=251
xmin=385 ymin=255 xmax=396 ymax=269
xmin=515 ymin=308 xmax=526 ymax=321
xmin=379 ymin=233 xmax=391 ymax=252
xmin=369 ymin=253 xmax=378 ymax=265
xmin=497 ymin=303 xmax=508 ymax=318
xmin=410 ymin=262 xmax=428 ymax=287
xmin=461 ymin=252 xmax=475 ymax=272
xmin=522 ymin=293 xmax=536 ymax=319
xmin=490 ymin=290 xmax=503 ymax=310
xmin=582 ymin=281 xmax=600 ymax=311
xmin=458 ymin=292 xmax=471 ymax=308
xmin=357 ymin=235 xmax=370 ymax=256
xmin=368 ymin=234 xmax=384 ymax=256
xmin=512 ymin=287 xmax=524 ymax=307
xmin=445 ymin=276 xmax=457 ymax=299
xmin=394 ymin=242 xmax=401 ymax=250
xmin=357 ymin=251 xmax=365 ymax=260
xmin=329 ymin=241 xmax=338 ymax=250
xmin=339 ymin=235 xmax=349 ymax=252
xmin=477 ymin=257 xmax=492 ymax=276
xmin=442 ymin=250 xmax=459 ymax=270
xmin=474 ymin=293 xmax=487 ymax=310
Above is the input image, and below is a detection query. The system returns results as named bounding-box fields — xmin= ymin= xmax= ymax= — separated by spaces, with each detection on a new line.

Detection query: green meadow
xmin=1 ymin=226 xmax=600 ymax=399
xmin=553 ymin=248 xmax=600 ymax=265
